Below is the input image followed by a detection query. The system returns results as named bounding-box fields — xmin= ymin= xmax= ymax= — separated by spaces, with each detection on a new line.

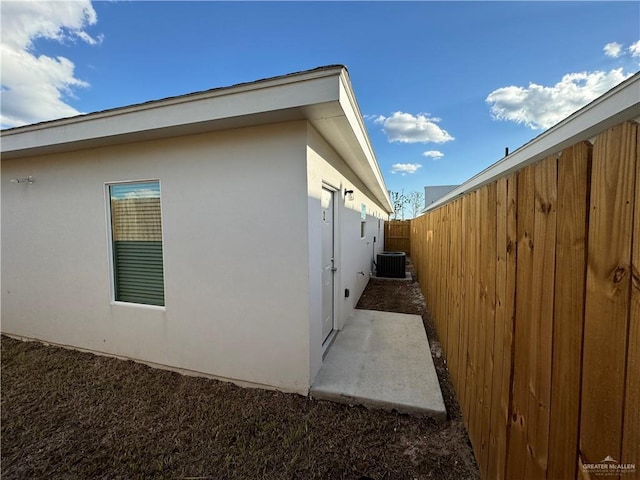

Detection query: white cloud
xmin=391 ymin=163 xmax=422 ymax=175
xmin=603 ymin=42 xmax=623 ymax=58
xmin=422 ymin=150 xmax=444 ymax=159
xmin=486 ymin=69 xmax=631 ymax=130
xmin=629 ymin=40 xmax=640 ymax=58
xmin=0 ymin=1 xmax=100 ymax=128
xmin=374 ymin=111 xmax=454 ymax=144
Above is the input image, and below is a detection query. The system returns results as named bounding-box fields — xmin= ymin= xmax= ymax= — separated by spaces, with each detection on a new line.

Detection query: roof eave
xmin=336 ymin=70 xmax=393 ymax=213
xmin=0 ymin=65 xmax=393 ymax=214
xmin=0 ymin=66 xmax=345 ymax=158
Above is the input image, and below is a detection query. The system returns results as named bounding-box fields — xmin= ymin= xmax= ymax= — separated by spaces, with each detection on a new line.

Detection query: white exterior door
xmin=321 ymin=187 xmax=335 ymax=342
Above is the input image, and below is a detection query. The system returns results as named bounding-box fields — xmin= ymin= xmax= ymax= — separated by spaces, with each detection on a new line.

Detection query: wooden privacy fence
xmin=410 ymin=121 xmax=639 ymax=479
xmin=384 ymin=220 xmax=411 ymax=253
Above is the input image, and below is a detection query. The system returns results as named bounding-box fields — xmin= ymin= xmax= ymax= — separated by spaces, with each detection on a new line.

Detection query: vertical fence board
xmin=499 ymin=174 xmax=518 ymax=479
xmin=580 ymin=122 xmax=637 ymax=470
xmin=460 ymin=194 xmax=472 ymax=424
xmin=488 ymin=176 xmax=515 ymax=480
xmin=507 ymin=164 xmax=535 ymax=480
xmin=525 ymin=155 xmax=558 ymax=479
xmin=418 ymin=215 xmax=433 ymax=310
xmin=470 ymin=189 xmax=487 ymax=466
xmin=444 ymin=203 xmax=453 ymax=358
xmin=488 ymin=177 xmax=508 ymax=480
xmin=410 ymin=221 xmax=418 ymax=277
xmin=622 ymin=127 xmax=640 ymax=475
xmin=456 ymin=198 xmax=464 ymax=393
xmin=447 ymin=200 xmax=462 ymax=393
xmin=466 ymin=192 xmax=481 ymax=446
xmin=547 ymin=142 xmax=592 ymax=479
xmin=440 ymin=205 xmax=447 ymax=354
xmin=435 ymin=209 xmax=440 ymax=314
xmin=474 ymin=187 xmax=488 ymax=474
xmin=440 ymin=207 xmax=450 ymax=349
xmin=479 ymin=184 xmax=498 ymax=478
xmin=426 ymin=213 xmax=433 ymax=304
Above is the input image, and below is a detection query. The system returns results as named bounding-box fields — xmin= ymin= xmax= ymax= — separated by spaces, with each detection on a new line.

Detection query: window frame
xmin=105 ymin=179 xmax=166 ymax=309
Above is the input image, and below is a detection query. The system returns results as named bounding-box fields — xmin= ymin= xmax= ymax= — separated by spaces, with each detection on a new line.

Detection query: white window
xmin=109 ymin=181 xmax=165 ymax=306
xmin=361 ymin=203 xmax=367 ymax=238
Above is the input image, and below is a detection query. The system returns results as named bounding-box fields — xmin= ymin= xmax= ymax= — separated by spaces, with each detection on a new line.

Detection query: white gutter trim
xmin=424 ymin=72 xmax=640 ymax=212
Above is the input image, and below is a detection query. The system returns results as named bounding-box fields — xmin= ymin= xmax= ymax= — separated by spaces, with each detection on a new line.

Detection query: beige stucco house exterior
xmin=1 ymin=65 xmax=393 ymax=394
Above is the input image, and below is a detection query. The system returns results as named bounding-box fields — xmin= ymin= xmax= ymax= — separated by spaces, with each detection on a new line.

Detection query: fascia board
xmin=1 ymin=67 xmax=343 ymax=157
xmin=337 ymin=71 xmax=393 ymax=213
xmin=425 ymin=72 xmax=640 ymax=212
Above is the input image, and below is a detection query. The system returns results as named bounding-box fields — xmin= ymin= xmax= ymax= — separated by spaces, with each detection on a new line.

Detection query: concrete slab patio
xmin=310 ymin=309 xmax=446 ymax=421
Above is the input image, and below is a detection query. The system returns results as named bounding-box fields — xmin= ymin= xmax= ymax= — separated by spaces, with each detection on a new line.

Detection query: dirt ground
xmin=1 ymin=258 xmax=479 ymax=480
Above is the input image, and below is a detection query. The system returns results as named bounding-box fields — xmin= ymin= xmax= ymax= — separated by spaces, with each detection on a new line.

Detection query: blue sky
xmin=2 ymin=1 xmax=639 ymax=205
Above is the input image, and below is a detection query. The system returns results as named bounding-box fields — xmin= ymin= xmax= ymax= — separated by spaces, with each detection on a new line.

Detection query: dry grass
xmin=1 ymin=263 xmax=479 ymax=479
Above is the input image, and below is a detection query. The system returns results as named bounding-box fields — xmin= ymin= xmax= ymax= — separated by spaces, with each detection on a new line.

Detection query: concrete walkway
xmin=310 ymin=309 xmax=446 ymax=421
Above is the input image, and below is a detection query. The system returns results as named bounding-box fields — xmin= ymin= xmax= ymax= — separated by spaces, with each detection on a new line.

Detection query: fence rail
xmin=410 ymin=121 xmax=639 ymax=479
xmin=384 ymin=220 xmax=411 ymax=253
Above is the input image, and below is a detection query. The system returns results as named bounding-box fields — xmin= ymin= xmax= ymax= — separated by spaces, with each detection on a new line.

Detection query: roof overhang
xmin=424 ymin=71 xmax=640 ymax=212
xmin=1 ymin=65 xmax=393 ymax=213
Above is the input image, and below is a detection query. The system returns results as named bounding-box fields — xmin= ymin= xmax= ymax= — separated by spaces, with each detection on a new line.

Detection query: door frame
xmin=321 ymin=182 xmax=339 ymax=350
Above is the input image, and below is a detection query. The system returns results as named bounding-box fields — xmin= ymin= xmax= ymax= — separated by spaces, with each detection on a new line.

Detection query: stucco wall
xmin=306 ymin=124 xmax=388 ymax=380
xmin=1 ymin=121 xmax=312 ymax=393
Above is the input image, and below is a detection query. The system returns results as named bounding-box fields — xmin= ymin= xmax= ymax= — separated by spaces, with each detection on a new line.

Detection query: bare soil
xmin=1 ymin=258 xmax=479 ymax=480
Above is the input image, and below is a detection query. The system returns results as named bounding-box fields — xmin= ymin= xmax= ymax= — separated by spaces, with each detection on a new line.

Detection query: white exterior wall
xmin=306 ymin=124 xmax=388 ymax=380
xmin=1 ymin=121 xmax=312 ymax=393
